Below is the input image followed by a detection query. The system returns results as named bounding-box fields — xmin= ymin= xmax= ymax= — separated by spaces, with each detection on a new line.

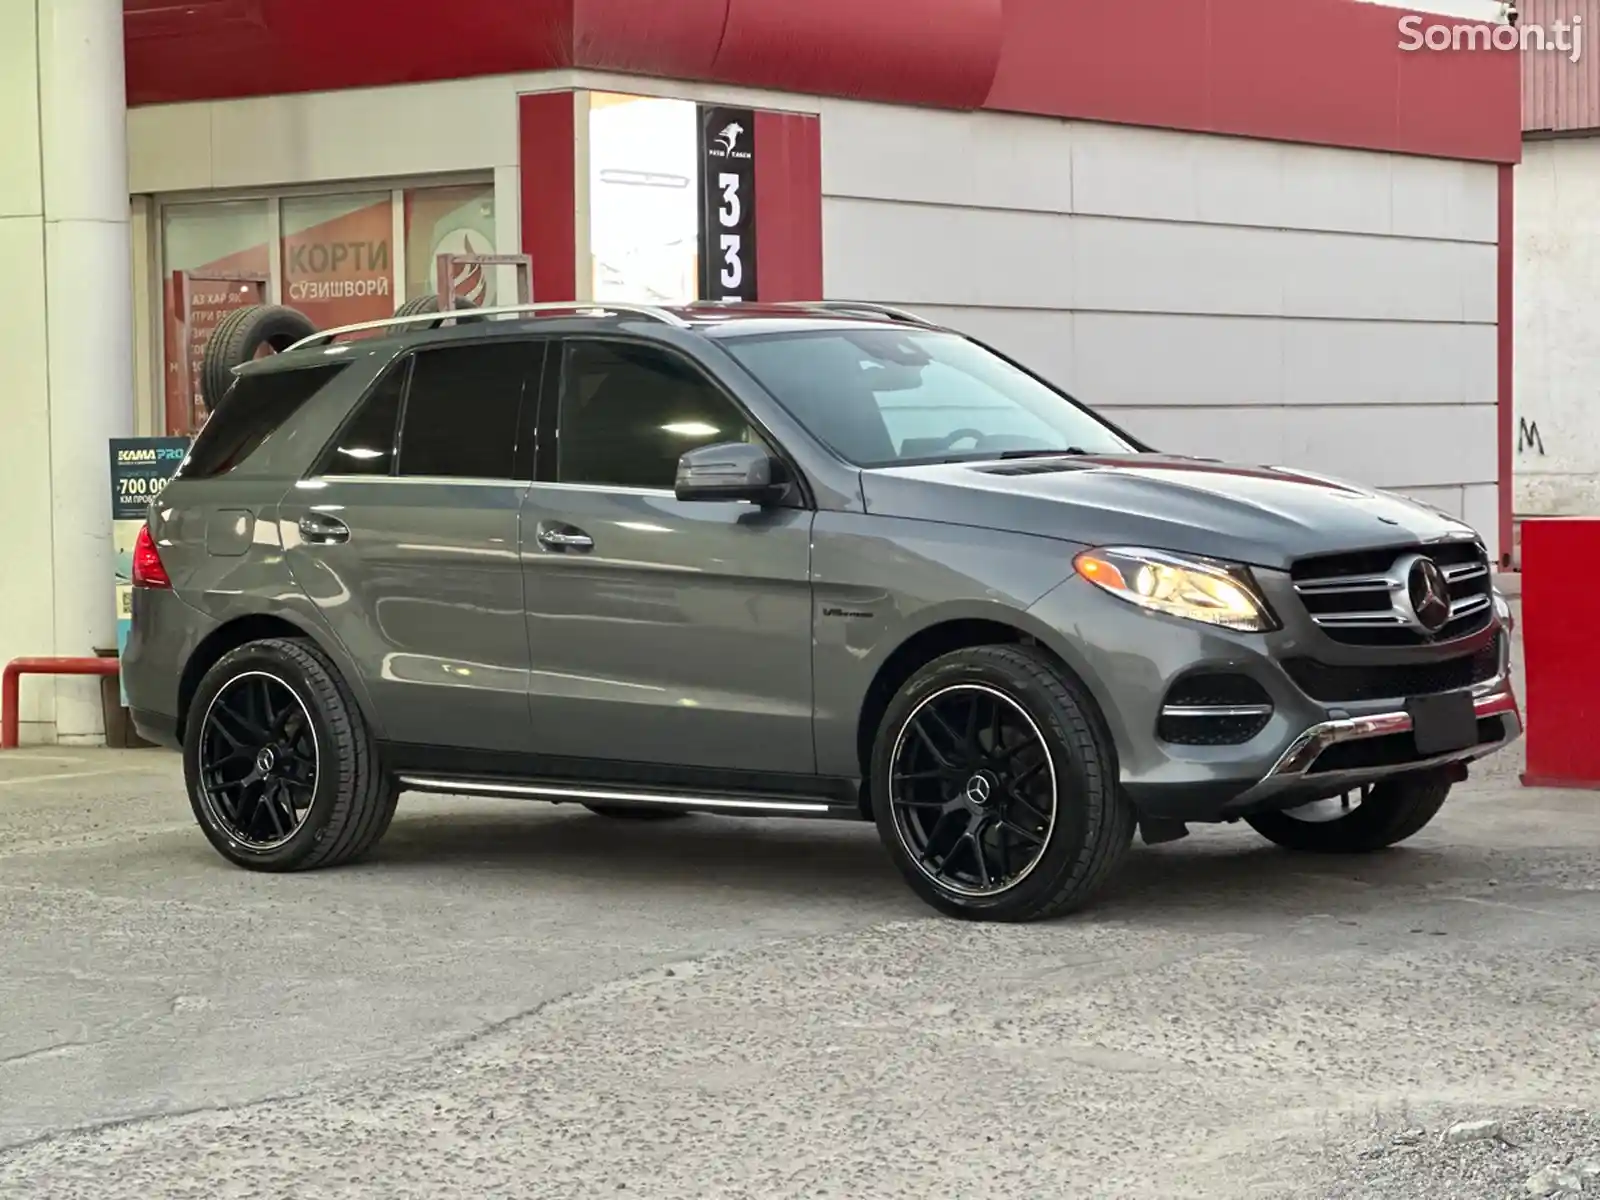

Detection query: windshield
xmin=720 ymin=327 xmax=1137 ymax=467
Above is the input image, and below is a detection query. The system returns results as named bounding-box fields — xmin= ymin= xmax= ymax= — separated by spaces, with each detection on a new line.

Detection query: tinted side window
xmin=398 ymin=343 xmax=533 ymax=480
xmin=558 ymin=341 xmax=753 ymax=489
xmin=180 ymin=364 xmax=347 ymax=479
xmin=315 ymin=360 xmax=406 ymax=477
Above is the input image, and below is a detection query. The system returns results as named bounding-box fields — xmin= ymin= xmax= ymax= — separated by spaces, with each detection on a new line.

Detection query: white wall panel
xmin=830 ymin=199 xmax=1495 ymax=325
xmin=1392 ymin=156 xmax=1500 ymax=243
xmin=1071 ymin=313 xmax=1279 ymax=406
xmin=1071 ymin=217 xmax=1284 ymax=318
xmin=902 ymin=305 xmax=1078 ymax=387
xmin=1278 ymin=319 xmax=1495 ymax=406
xmin=129 ymin=76 xmax=520 ymax=194
xmin=1278 ymin=232 xmax=1496 ymax=322
xmin=1068 ymin=120 xmax=1497 ymax=244
xmin=1277 ymin=146 xmax=1397 ymax=237
xmin=1461 ymin=483 xmax=1501 ymax=543
xmin=1100 ymin=404 xmax=1497 ymax=489
xmin=820 ymin=103 xmax=1074 ymax=214
xmin=127 ymin=105 xmax=212 ymax=193
xmin=824 ymin=198 xmax=1074 ymax=310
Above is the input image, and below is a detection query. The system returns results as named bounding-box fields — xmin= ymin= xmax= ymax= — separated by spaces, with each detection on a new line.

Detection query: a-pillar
xmin=0 ymin=0 xmax=134 ymax=744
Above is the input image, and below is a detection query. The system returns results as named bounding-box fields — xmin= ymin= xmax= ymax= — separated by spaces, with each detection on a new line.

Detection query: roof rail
xmin=287 ymin=301 xmax=689 ymax=351
xmin=782 ymin=300 xmax=940 ymax=327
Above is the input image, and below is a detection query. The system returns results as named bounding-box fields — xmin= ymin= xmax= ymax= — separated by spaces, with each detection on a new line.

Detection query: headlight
xmin=1073 ymin=547 xmax=1277 ymax=632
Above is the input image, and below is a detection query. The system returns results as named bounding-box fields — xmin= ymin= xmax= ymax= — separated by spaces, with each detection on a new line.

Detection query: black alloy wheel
xmin=888 ymin=683 xmax=1056 ymax=897
xmin=196 ymin=671 xmax=319 ymax=849
xmin=871 ymin=645 xmax=1135 ymax=922
xmin=183 ymin=637 xmax=399 ymax=872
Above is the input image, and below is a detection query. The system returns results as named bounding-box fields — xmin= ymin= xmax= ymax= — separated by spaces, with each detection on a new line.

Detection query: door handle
xmin=536 ymin=523 xmax=593 ymax=552
xmin=298 ymin=513 xmax=351 ymax=545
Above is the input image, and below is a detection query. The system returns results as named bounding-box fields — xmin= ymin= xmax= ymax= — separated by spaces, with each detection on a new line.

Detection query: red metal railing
xmin=1 ymin=657 xmax=120 ymax=749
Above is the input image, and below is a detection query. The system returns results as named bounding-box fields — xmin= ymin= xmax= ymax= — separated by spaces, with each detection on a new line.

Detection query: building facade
xmin=1 ymin=0 xmax=1522 ymax=742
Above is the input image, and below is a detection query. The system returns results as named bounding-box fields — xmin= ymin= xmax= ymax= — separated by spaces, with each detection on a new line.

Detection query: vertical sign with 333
xmin=697 ymin=105 xmax=758 ymax=302
xmin=110 ymin=438 xmax=190 ymax=704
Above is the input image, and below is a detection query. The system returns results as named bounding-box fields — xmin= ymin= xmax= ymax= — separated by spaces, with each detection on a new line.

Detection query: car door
xmin=518 ymin=336 xmax=816 ymax=775
xmin=280 ymin=336 xmax=544 ymax=754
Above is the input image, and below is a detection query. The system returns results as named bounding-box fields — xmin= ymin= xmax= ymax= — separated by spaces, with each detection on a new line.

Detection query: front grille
xmin=1158 ymin=672 xmax=1273 ymax=746
xmin=1283 ymin=635 xmax=1502 ymax=703
xmin=1290 ymin=539 xmax=1493 ymax=646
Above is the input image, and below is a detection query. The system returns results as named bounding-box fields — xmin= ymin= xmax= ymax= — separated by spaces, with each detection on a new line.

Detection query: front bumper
xmin=1027 ymin=573 xmax=1523 ymax=823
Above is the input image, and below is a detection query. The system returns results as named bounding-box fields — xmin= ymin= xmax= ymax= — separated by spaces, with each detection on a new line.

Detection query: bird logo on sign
xmin=714 ymin=123 xmax=744 ymax=154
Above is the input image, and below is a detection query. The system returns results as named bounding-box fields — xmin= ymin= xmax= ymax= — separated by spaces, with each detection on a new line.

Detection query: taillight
xmin=132 ymin=524 xmax=171 ymax=589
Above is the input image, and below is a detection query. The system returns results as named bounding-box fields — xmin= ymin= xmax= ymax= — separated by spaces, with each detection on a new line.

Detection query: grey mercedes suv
xmin=123 ymin=300 xmax=1521 ymax=922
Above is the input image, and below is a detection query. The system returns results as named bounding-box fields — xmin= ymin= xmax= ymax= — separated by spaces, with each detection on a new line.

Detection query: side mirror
xmin=675 ymin=441 xmax=789 ymax=504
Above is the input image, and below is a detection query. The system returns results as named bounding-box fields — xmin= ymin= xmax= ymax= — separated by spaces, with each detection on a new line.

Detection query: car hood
xmin=860 ymin=454 xmax=1480 ymax=571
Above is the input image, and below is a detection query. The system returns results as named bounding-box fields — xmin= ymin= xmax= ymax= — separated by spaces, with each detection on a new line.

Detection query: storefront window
xmin=157 ymin=181 xmax=496 ymax=436
xmin=280 ymin=192 xmax=395 ymax=332
xmin=404 ymin=184 xmax=497 ymax=306
xmin=161 ymin=199 xmax=270 ymax=435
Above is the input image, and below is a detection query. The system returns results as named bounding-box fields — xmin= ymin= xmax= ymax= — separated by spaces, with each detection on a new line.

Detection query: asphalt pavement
xmin=2 ymin=609 xmax=1597 ymax=1199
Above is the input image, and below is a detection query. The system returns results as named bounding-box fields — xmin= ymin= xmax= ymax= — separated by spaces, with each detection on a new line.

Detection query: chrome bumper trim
xmin=1240 ymin=682 xmax=1522 ymax=802
xmin=1160 ymin=704 xmax=1274 ymax=719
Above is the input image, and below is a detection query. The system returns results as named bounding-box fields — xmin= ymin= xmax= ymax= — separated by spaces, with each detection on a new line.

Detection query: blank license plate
xmin=1407 ymin=691 xmax=1478 ymax=756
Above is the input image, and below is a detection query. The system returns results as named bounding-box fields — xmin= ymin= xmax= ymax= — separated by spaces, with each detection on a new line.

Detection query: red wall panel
xmin=1520 ymin=518 xmax=1600 ymax=787
xmin=753 ymin=110 xmax=823 ymax=302
xmin=518 ymin=92 xmax=577 ymax=304
xmin=988 ymin=0 xmax=1522 ymax=163
xmin=124 ymin=0 xmax=1522 ymax=165
xmin=714 ymin=0 xmax=1000 ymax=109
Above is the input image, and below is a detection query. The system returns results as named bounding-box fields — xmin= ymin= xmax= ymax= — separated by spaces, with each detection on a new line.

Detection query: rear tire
xmin=870 ymin=644 xmax=1135 ymax=922
xmin=199 ymin=304 xmax=318 ymax=411
xmin=1245 ymin=772 xmax=1452 ymax=853
xmin=583 ymin=804 xmax=689 ymax=821
xmin=184 ymin=637 xmax=397 ymax=871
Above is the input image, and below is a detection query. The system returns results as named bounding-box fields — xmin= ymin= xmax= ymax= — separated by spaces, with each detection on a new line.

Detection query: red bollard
xmin=1520 ymin=517 xmax=1600 ymax=787
xmin=1 ymin=657 xmax=121 ymax=749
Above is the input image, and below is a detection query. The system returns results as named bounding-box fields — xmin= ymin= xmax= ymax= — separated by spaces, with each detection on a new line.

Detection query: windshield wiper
xmin=994 ymin=447 xmax=1091 ymax=459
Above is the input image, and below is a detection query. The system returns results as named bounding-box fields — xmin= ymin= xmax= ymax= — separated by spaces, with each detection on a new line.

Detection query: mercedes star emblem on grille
xmin=1405 ymin=555 xmax=1453 ymax=633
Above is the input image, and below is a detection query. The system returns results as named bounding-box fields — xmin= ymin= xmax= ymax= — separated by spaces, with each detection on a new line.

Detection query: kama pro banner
xmin=697 ymin=105 xmax=758 ymax=302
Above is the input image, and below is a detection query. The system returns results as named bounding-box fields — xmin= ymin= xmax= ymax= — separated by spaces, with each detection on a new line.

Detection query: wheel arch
xmin=852 ymin=608 xmax=1107 ymax=819
xmin=177 ymin=612 xmax=375 ymax=743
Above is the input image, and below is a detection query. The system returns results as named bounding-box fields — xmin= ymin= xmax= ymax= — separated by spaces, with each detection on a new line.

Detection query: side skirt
xmin=381 ymin=742 xmax=866 ymax=822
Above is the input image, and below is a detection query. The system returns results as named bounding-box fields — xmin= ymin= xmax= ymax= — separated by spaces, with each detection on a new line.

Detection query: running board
xmin=396 ymin=775 xmax=858 ymax=819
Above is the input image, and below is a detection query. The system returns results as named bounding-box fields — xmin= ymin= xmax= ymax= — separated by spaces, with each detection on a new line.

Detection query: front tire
xmin=1245 ymin=772 xmax=1452 ymax=854
xmin=184 ymin=637 xmax=398 ymax=871
xmin=870 ymin=644 xmax=1135 ymax=922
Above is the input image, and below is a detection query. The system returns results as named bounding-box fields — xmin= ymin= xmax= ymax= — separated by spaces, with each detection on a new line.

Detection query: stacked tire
xmin=392 ymin=293 xmax=482 ymax=328
xmin=199 ymin=305 xmax=318 ymax=412
xmin=195 ymin=294 xmax=480 ymax=414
